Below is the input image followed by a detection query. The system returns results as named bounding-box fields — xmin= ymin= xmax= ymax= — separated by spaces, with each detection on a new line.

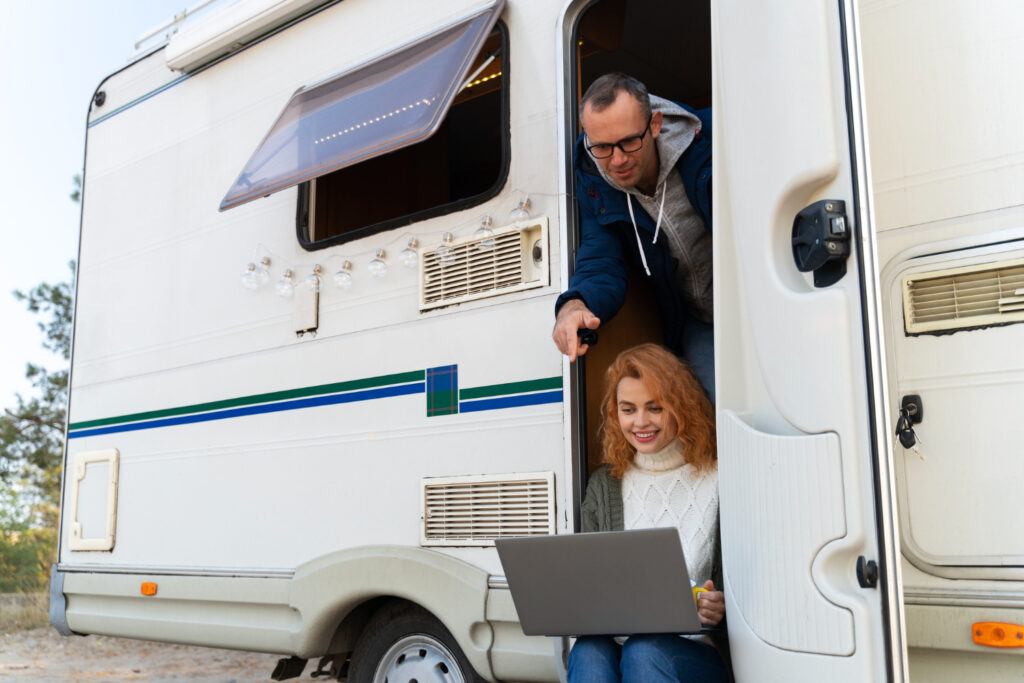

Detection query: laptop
xmin=495 ymin=527 xmax=703 ymax=637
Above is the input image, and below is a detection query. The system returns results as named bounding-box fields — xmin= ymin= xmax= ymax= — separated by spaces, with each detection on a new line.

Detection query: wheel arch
xmin=288 ymin=545 xmax=494 ymax=680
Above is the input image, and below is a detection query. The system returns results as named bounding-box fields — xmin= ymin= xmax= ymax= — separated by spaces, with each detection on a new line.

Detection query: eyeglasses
xmin=585 ymin=116 xmax=652 ymax=159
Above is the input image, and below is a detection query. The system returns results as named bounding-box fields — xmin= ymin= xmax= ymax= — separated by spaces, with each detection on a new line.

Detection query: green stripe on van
xmin=459 ymin=376 xmax=562 ymax=401
xmin=68 ymin=369 xmax=426 ymax=431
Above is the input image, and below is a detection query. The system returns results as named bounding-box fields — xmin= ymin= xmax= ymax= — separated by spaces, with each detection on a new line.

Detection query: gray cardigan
xmin=580 ymin=465 xmax=624 ymax=533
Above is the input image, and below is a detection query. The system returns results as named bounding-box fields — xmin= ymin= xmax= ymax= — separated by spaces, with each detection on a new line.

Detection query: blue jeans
xmin=567 ymin=634 xmax=728 ymax=683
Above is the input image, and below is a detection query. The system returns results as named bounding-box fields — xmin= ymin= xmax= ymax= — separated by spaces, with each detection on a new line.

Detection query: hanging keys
xmin=895 ymin=395 xmax=925 ymax=460
xmin=895 ymin=408 xmax=917 ymax=449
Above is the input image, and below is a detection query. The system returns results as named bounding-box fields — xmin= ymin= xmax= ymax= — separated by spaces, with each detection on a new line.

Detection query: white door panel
xmin=714 ymin=0 xmax=906 ymax=680
xmin=719 ymin=411 xmax=853 ymax=656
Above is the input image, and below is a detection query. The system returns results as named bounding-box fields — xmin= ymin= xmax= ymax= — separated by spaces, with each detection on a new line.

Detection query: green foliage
xmin=0 ymin=488 xmax=56 ymax=593
xmin=1 ymin=261 xmax=74 ymax=508
xmin=0 ymin=176 xmax=79 ymax=595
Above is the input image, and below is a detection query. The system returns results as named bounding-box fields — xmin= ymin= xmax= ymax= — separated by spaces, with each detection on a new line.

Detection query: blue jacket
xmin=555 ymin=104 xmax=712 ymax=356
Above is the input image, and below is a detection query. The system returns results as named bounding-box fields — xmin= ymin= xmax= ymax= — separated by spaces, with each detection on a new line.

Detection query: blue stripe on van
xmin=67 ymin=381 xmax=425 ymax=439
xmin=458 ymin=390 xmax=563 ymax=414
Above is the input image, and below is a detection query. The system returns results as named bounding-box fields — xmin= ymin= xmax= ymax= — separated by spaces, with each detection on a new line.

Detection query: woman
xmin=568 ymin=343 xmax=728 ymax=683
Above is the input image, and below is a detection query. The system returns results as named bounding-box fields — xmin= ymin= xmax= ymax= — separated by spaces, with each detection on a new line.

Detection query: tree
xmin=0 ymin=176 xmax=77 ymax=593
xmin=0 ymin=486 xmax=55 ymax=593
xmin=0 ymin=269 xmax=72 ymax=592
xmin=0 ymin=263 xmax=74 ymax=510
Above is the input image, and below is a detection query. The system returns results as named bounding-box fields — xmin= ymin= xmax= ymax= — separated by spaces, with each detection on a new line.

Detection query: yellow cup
xmin=692 ymin=586 xmax=707 ymax=607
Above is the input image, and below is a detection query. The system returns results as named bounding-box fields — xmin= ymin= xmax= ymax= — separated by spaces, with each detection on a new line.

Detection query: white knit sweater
xmin=622 ymin=439 xmax=719 ymax=585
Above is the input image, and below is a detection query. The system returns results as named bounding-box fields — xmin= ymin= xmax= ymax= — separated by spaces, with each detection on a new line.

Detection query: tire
xmin=347 ymin=602 xmax=484 ymax=683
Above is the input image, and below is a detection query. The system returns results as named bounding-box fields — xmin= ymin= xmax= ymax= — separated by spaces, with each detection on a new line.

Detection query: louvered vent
xmin=421 ymin=472 xmax=555 ymax=546
xmin=420 ymin=218 xmax=548 ymax=311
xmin=903 ymin=258 xmax=1024 ymax=334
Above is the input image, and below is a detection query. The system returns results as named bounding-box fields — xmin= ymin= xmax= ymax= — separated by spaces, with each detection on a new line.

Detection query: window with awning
xmin=220 ymin=0 xmax=507 ymax=225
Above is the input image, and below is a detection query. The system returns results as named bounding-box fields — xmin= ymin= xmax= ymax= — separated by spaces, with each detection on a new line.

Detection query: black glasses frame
xmin=585 ymin=115 xmax=653 ymax=159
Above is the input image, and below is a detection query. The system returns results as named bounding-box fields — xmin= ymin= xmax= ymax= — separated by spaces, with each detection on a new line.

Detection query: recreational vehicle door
xmin=712 ymin=1 xmax=907 ymax=681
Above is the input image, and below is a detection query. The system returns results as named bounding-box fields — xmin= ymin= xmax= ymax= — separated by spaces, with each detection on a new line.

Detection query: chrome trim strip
xmin=839 ymin=0 xmax=908 ymax=678
xmin=488 ymin=575 xmax=509 ymax=590
xmin=904 ymin=588 xmax=1024 ymax=609
xmin=56 ymin=563 xmax=294 ymax=579
xmin=904 ymin=552 xmax=1024 ymax=582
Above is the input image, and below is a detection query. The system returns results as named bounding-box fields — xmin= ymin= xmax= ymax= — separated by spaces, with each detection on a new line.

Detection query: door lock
xmin=895 ymin=394 xmax=923 ymax=450
xmin=792 ymin=199 xmax=851 ymax=287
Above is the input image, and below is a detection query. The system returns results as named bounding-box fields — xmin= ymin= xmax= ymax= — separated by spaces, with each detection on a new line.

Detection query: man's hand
xmin=697 ymin=580 xmax=725 ymax=626
xmin=552 ymin=299 xmax=600 ymax=362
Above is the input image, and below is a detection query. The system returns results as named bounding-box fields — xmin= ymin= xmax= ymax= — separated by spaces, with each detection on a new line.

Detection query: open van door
xmin=713 ymin=1 xmax=907 ymax=681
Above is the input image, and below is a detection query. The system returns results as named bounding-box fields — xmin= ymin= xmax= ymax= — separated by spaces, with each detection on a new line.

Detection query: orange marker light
xmin=972 ymin=622 xmax=1024 ymax=648
xmin=140 ymin=582 xmax=157 ymax=596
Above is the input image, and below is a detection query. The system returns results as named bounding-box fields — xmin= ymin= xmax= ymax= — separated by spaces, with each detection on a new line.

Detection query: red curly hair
xmin=600 ymin=343 xmax=716 ymax=478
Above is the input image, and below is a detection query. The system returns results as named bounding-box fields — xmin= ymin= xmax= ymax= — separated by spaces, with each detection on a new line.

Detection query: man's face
xmin=581 ymin=90 xmax=662 ymax=193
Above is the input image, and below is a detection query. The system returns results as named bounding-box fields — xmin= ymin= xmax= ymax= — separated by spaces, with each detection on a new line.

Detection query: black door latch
xmin=856 ymin=555 xmax=879 ymax=588
xmin=792 ymin=199 xmax=851 ymax=287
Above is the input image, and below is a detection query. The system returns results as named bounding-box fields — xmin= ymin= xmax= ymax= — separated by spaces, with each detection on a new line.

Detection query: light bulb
xmin=255 ymin=256 xmax=271 ymax=287
xmin=509 ymin=195 xmax=531 ymax=222
xmin=368 ymin=248 xmax=388 ymax=278
xmin=241 ymin=262 xmax=259 ymax=290
xmin=304 ymin=264 xmax=322 ymax=293
xmin=276 ymin=269 xmax=296 ymax=297
xmin=474 ymin=215 xmax=495 ymax=252
xmin=435 ymin=232 xmax=456 ymax=266
xmin=399 ymin=237 xmax=419 ymax=269
xmin=333 ymin=261 xmax=354 ymax=289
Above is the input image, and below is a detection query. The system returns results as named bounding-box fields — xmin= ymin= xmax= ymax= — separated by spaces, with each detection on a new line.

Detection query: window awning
xmin=220 ymin=0 xmax=505 ymax=211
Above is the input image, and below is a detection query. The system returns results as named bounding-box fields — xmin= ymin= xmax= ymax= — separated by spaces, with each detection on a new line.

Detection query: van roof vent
xmin=421 ymin=472 xmax=555 ymax=547
xmin=903 ymin=258 xmax=1024 ymax=334
xmin=420 ymin=218 xmax=548 ymax=311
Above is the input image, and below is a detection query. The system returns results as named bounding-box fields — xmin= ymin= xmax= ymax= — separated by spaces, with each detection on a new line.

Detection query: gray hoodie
xmin=588 ymin=95 xmax=713 ymax=323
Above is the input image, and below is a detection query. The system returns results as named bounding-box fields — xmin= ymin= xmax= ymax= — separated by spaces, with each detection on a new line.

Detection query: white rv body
xmin=51 ymin=0 xmax=1024 ymax=681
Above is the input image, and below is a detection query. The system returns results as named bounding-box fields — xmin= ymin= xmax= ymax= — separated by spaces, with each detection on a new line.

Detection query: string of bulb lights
xmin=240 ymin=190 xmax=547 ymax=297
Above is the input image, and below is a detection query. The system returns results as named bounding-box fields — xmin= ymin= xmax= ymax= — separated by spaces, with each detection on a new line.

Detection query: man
xmin=552 ymin=73 xmax=714 ymax=399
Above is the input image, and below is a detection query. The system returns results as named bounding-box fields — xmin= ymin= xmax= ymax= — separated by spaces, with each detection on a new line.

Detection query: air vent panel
xmin=421 ymin=472 xmax=555 ymax=546
xmin=419 ymin=218 xmax=548 ymax=311
xmin=903 ymin=258 xmax=1024 ymax=334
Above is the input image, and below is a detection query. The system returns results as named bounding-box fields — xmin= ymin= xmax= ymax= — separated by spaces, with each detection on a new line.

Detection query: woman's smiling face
xmin=616 ymin=376 xmax=679 ymax=454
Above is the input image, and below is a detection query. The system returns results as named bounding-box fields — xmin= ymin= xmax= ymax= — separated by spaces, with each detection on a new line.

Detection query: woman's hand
xmin=697 ymin=580 xmax=725 ymax=626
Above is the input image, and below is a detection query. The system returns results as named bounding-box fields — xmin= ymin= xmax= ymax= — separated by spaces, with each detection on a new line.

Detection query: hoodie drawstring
xmin=652 ymin=181 xmax=667 ymax=244
xmin=626 ymin=181 xmax=667 ymax=277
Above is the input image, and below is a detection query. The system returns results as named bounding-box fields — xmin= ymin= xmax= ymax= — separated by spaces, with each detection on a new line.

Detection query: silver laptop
xmin=495 ymin=527 xmax=703 ymax=637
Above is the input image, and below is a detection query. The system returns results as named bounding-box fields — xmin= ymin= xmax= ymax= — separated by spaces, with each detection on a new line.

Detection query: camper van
xmin=50 ymin=0 xmax=1024 ymax=680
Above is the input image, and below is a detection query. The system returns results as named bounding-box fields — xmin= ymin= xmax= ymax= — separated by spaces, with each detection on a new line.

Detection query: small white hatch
xmin=67 ymin=449 xmax=120 ymax=552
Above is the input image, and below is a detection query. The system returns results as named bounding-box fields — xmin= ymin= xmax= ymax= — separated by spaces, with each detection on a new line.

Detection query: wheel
xmin=347 ymin=602 xmax=483 ymax=683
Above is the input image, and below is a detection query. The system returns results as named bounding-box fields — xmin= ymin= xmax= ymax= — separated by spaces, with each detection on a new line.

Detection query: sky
xmin=0 ymin=1 xmax=209 ymax=409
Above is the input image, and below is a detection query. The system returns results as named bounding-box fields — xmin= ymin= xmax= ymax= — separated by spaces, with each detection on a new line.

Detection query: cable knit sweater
xmin=580 ymin=440 xmax=721 ymax=588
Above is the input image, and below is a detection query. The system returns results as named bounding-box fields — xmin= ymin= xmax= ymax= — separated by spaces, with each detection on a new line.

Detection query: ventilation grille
xmin=421 ymin=472 xmax=555 ymax=546
xmin=420 ymin=218 xmax=548 ymax=311
xmin=903 ymin=258 xmax=1024 ymax=334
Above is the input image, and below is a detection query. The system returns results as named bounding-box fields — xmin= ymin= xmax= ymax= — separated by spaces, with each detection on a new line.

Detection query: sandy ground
xmin=0 ymin=627 xmax=287 ymax=682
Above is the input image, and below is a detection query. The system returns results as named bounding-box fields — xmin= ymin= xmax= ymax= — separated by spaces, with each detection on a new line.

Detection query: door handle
xmin=792 ymin=199 xmax=851 ymax=287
